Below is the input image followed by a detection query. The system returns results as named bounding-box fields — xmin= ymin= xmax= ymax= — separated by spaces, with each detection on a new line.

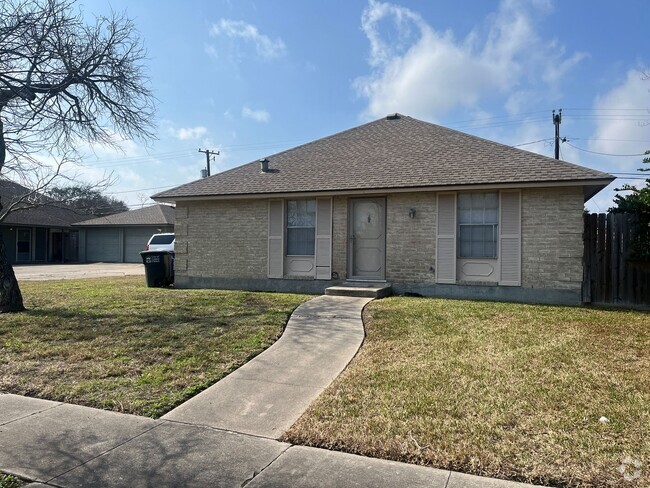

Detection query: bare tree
xmin=0 ymin=0 xmax=155 ymax=312
xmin=136 ymin=192 xmax=150 ymax=208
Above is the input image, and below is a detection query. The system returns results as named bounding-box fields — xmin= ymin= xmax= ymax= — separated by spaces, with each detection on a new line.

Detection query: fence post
xmin=611 ymin=213 xmax=621 ymax=303
xmin=582 ymin=213 xmax=591 ymax=303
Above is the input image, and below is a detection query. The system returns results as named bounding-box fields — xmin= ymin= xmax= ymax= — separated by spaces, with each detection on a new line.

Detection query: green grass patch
xmin=0 ymin=473 xmax=24 ymax=488
xmin=0 ymin=276 xmax=309 ymax=418
xmin=283 ymin=297 xmax=649 ymax=487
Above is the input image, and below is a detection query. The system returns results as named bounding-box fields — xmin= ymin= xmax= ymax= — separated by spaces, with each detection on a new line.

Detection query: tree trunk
xmin=0 ymin=232 xmax=26 ymax=313
xmin=0 ymin=110 xmax=25 ymax=312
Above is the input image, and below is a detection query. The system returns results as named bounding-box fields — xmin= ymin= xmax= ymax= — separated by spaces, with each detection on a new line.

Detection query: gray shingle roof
xmin=73 ymin=204 xmax=175 ymax=227
xmin=0 ymin=180 xmax=87 ymax=227
xmin=153 ymin=114 xmax=613 ymax=200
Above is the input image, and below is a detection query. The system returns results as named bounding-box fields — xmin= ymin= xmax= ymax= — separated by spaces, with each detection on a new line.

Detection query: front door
xmin=349 ymin=197 xmax=386 ymax=280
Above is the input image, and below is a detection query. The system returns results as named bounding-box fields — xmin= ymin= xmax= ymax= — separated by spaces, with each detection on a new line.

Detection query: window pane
xmin=458 ymin=193 xmax=471 ymax=209
xmin=287 ymin=200 xmax=315 ymax=227
xmin=484 ymin=192 xmax=498 ymax=209
xmin=150 ymin=235 xmax=175 ymax=244
xmin=457 ymin=192 xmax=499 ymax=258
xmin=485 ymin=239 xmax=496 ymax=258
xmin=458 ymin=224 xmax=497 ymax=258
xmin=287 ymin=228 xmax=315 ymax=255
xmin=286 ymin=199 xmax=316 ymax=255
xmin=458 ymin=209 xmax=472 ymax=224
xmin=484 ymin=192 xmax=499 ymax=223
xmin=485 ymin=208 xmax=498 ymax=224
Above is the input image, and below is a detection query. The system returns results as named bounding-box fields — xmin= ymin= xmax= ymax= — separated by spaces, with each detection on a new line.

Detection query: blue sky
xmin=76 ymin=0 xmax=649 ymax=211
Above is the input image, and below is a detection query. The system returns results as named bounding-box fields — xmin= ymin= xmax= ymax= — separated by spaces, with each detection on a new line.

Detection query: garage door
xmin=86 ymin=228 xmax=120 ymax=262
xmin=124 ymin=228 xmax=155 ymax=263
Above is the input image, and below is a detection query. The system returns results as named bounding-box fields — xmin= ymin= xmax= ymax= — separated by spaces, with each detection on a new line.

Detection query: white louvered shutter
xmin=499 ymin=190 xmax=521 ymax=286
xmin=436 ymin=192 xmax=457 ymax=284
xmin=315 ymin=198 xmax=332 ymax=280
xmin=268 ymin=200 xmax=284 ymax=278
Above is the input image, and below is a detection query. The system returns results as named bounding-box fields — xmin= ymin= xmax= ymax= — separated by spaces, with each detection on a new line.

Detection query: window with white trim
xmin=286 ymin=199 xmax=316 ymax=255
xmin=458 ymin=192 xmax=499 ymax=258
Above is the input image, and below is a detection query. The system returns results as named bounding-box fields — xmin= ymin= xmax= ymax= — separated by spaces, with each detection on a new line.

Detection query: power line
xmin=611 ymin=172 xmax=650 ymax=175
xmin=568 ymin=138 xmax=650 ymax=143
xmin=446 ymin=110 xmax=549 ymax=125
xmin=108 ymin=185 xmax=176 ymax=195
xmin=511 ymin=138 xmax=553 ymax=147
xmin=563 ymin=107 xmax=650 ymax=112
xmin=563 ymin=141 xmax=648 ymax=157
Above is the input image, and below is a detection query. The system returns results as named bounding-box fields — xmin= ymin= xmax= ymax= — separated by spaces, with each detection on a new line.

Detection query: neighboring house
xmin=153 ymin=114 xmax=614 ymax=305
xmin=74 ymin=204 xmax=174 ymax=263
xmin=0 ymin=180 xmax=85 ymax=264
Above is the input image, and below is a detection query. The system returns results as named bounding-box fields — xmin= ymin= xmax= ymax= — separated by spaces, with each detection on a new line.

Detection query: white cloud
xmin=204 ymin=44 xmax=218 ymax=60
xmin=355 ymin=0 xmax=585 ymax=120
xmin=174 ymin=126 xmax=208 ymax=140
xmin=589 ymin=70 xmax=650 ymax=161
xmin=242 ymin=106 xmax=270 ymax=123
xmin=210 ymin=19 xmax=286 ymax=60
xmin=581 ymin=69 xmax=650 ymax=211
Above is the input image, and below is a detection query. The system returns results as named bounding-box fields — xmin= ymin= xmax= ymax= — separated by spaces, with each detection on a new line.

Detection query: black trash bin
xmin=140 ymin=250 xmax=174 ymax=287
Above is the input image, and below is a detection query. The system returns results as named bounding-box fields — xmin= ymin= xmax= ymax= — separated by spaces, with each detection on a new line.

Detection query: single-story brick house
xmin=73 ymin=204 xmax=174 ymax=263
xmin=153 ymin=114 xmax=614 ymax=305
xmin=0 ymin=180 xmax=85 ymax=264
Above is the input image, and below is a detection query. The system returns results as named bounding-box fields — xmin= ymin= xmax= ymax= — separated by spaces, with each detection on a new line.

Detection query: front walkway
xmin=0 ymin=295 xmax=538 ymax=488
xmin=162 ymin=295 xmax=371 ymax=438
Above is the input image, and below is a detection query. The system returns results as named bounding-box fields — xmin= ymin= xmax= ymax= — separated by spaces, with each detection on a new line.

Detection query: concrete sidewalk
xmin=0 ymin=294 xmax=541 ymax=487
xmin=0 ymin=394 xmax=535 ymax=488
xmin=162 ymin=295 xmax=371 ymax=438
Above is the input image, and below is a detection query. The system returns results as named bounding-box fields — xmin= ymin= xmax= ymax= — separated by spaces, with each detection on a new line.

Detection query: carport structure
xmin=74 ymin=204 xmax=174 ymax=263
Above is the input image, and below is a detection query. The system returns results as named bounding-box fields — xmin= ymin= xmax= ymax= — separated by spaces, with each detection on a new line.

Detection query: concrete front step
xmin=325 ymin=282 xmax=392 ymax=298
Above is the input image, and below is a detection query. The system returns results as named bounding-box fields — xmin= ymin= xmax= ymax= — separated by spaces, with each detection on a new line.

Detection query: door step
xmin=325 ymin=282 xmax=392 ymax=298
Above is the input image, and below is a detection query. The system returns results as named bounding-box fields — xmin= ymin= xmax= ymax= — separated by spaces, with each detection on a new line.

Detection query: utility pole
xmin=198 ymin=148 xmax=219 ymax=176
xmin=552 ymin=109 xmax=562 ymax=160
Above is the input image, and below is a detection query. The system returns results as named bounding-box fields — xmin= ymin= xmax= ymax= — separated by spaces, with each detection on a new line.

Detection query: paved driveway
xmin=13 ymin=263 xmax=144 ymax=281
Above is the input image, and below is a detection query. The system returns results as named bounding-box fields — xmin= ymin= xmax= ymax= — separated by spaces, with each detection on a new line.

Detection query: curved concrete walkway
xmin=0 ymin=294 xmax=539 ymax=487
xmin=162 ymin=295 xmax=372 ymax=438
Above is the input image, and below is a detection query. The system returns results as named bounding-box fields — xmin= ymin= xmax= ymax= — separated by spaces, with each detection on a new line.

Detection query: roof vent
xmin=386 ymin=113 xmax=400 ymax=120
xmin=259 ymin=158 xmax=269 ymax=173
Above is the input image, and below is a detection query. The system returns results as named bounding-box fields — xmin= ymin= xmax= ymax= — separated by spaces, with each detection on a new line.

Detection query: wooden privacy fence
xmin=583 ymin=212 xmax=650 ymax=307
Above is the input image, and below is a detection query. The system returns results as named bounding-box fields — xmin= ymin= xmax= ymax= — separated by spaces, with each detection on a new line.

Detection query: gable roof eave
xmin=153 ymin=176 xmax=615 ymax=204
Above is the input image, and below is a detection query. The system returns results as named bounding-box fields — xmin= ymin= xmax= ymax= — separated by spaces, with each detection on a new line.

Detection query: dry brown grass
xmin=0 ymin=276 xmax=309 ymax=417
xmin=283 ymin=297 xmax=649 ymax=487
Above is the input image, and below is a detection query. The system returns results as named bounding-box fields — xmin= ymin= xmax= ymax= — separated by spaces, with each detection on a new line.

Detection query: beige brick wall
xmin=174 ymin=199 xmax=267 ymax=279
xmin=331 ymin=196 xmax=348 ymax=280
xmin=521 ymin=186 xmax=584 ymax=290
xmin=385 ymin=192 xmax=436 ymax=283
xmin=174 ymin=187 xmax=585 ymax=291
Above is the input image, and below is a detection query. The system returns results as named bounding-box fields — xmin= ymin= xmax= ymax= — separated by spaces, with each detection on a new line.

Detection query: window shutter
xmin=436 ymin=192 xmax=457 ymax=284
xmin=268 ymin=200 xmax=284 ymax=278
xmin=499 ymin=190 xmax=521 ymax=286
xmin=315 ymin=197 xmax=332 ymax=280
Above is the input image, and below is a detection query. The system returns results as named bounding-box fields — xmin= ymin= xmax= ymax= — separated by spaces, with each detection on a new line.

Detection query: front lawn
xmin=283 ymin=297 xmax=649 ymax=488
xmin=0 ymin=276 xmax=309 ymax=418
